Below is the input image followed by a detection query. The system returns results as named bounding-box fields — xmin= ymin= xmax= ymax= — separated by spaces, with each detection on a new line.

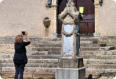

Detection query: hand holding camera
xmin=21 ymin=31 xmax=30 ymax=42
xmin=22 ymin=31 xmax=28 ymax=36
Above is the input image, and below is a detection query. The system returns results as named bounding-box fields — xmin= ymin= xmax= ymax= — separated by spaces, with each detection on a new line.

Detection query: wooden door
xmin=57 ymin=0 xmax=95 ymax=36
xmin=57 ymin=0 xmax=67 ymax=37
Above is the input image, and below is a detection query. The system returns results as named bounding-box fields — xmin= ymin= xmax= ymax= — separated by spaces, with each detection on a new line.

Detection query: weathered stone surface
xmin=56 ymin=68 xmax=85 ymax=79
xmin=1 ymin=71 xmax=55 ymax=79
xmin=80 ymin=36 xmax=116 ymax=78
xmin=0 ymin=0 xmax=57 ymax=37
xmin=95 ymin=0 xmax=116 ymax=36
xmin=0 ymin=37 xmax=62 ymax=76
xmin=59 ymin=57 xmax=84 ymax=68
xmin=1 ymin=36 xmax=116 ymax=79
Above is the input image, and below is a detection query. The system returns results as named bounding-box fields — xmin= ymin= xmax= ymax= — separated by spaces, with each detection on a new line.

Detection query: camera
xmin=22 ymin=31 xmax=25 ymax=35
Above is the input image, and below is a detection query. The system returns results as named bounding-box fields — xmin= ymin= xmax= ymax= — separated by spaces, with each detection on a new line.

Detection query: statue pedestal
xmin=56 ymin=68 xmax=85 ymax=79
xmin=56 ymin=56 xmax=86 ymax=79
xmin=59 ymin=56 xmax=84 ymax=68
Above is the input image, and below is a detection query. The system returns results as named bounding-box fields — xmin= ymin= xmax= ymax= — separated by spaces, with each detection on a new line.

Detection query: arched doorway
xmin=57 ymin=0 xmax=95 ymax=36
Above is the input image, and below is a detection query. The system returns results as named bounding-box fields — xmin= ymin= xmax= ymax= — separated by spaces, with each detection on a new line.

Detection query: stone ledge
xmin=0 ymin=71 xmax=55 ymax=79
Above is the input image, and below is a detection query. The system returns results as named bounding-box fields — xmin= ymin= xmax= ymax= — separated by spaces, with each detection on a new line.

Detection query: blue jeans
xmin=14 ymin=64 xmax=25 ymax=79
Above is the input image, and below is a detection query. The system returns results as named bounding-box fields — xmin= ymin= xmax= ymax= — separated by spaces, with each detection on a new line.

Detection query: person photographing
xmin=13 ymin=31 xmax=31 ymax=79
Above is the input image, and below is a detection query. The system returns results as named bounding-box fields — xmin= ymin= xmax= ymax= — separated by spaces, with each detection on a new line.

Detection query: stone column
xmin=50 ymin=0 xmax=57 ymax=38
xmin=94 ymin=0 xmax=101 ymax=37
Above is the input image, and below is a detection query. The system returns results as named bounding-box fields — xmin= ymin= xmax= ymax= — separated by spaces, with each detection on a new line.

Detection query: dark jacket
xmin=13 ymin=41 xmax=30 ymax=64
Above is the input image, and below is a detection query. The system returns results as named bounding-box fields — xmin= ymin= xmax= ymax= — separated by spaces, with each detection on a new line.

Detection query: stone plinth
xmin=56 ymin=68 xmax=85 ymax=79
xmin=58 ymin=56 xmax=85 ymax=79
xmin=59 ymin=56 xmax=84 ymax=68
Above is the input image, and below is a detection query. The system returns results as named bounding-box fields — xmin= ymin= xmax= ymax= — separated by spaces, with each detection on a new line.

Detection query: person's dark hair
xmin=15 ymin=35 xmax=23 ymax=43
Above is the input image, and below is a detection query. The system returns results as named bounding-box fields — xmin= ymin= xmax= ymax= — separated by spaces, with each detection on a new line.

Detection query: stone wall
xmin=0 ymin=0 xmax=57 ymax=37
xmin=95 ymin=0 xmax=116 ymax=36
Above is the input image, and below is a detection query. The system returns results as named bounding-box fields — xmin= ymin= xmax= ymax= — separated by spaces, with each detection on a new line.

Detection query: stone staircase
xmin=80 ymin=36 xmax=116 ymax=78
xmin=0 ymin=37 xmax=62 ymax=78
xmin=1 ymin=36 xmax=116 ymax=78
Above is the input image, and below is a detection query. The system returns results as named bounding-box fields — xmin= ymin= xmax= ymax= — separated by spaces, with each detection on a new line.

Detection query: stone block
xmin=80 ymin=47 xmax=99 ymax=51
xmin=56 ymin=68 xmax=86 ymax=79
xmin=59 ymin=57 xmax=84 ymax=68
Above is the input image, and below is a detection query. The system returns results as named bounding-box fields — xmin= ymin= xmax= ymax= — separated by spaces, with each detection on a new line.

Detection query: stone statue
xmin=56 ymin=1 xmax=85 ymax=79
xmin=59 ymin=0 xmax=82 ymax=57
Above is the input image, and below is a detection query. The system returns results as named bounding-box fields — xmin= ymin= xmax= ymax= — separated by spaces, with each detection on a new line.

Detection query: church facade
xmin=0 ymin=0 xmax=116 ymax=37
xmin=0 ymin=0 xmax=57 ymax=37
xmin=95 ymin=0 xmax=116 ymax=36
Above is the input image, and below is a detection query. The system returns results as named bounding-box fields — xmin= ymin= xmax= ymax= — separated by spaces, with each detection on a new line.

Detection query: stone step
xmin=0 ymin=54 xmax=61 ymax=59
xmin=0 ymin=55 xmax=60 ymax=60
xmin=80 ymin=43 xmax=99 ymax=47
xmin=1 ymin=62 xmax=59 ymax=67
xmin=26 ymin=37 xmax=62 ymax=45
xmin=80 ymin=36 xmax=98 ymax=38
xmin=86 ymin=68 xmax=104 ymax=74
xmin=29 ymin=49 xmax=61 ymax=55
xmin=0 ymin=55 xmax=12 ymax=58
xmin=80 ymin=51 xmax=102 ymax=56
xmin=86 ymin=68 xmax=116 ymax=75
xmin=99 ymin=46 xmax=116 ymax=51
xmin=1 ymin=71 xmax=55 ymax=79
xmin=0 ymin=54 xmax=60 ymax=61
xmin=32 ymin=47 xmax=61 ymax=51
xmin=32 ymin=47 xmax=61 ymax=55
xmin=83 ymin=59 xmax=116 ymax=64
xmin=0 ymin=59 xmax=59 ymax=63
xmin=31 ymin=44 xmax=62 ymax=49
xmin=80 ymin=40 xmax=93 ymax=44
xmin=28 ymin=55 xmax=60 ymax=59
xmin=104 ymin=50 xmax=116 ymax=55
xmin=31 ymin=40 xmax=62 ymax=45
xmin=38 ymin=45 xmax=62 ymax=48
xmin=80 ymin=37 xmax=99 ymax=46
xmin=1 ymin=67 xmax=57 ymax=72
xmin=0 ymin=37 xmax=14 ymax=44
xmin=38 ymin=43 xmax=62 ymax=47
xmin=80 ymin=47 xmax=100 ymax=51
xmin=82 ymin=55 xmax=116 ymax=59
xmin=0 ymin=37 xmax=61 ymax=42
xmin=32 ymin=40 xmax=62 ymax=45
xmin=81 ymin=50 xmax=116 ymax=56
xmin=85 ymin=64 xmax=116 ymax=69
xmin=29 ymin=37 xmax=61 ymax=41
xmin=80 ymin=37 xmax=99 ymax=41
xmin=0 ymin=44 xmax=14 ymax=47
xmin=31 ymin=51 xmax=48 ymax=55
xmin=47 ymin=52 xmax=61 ymax=55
